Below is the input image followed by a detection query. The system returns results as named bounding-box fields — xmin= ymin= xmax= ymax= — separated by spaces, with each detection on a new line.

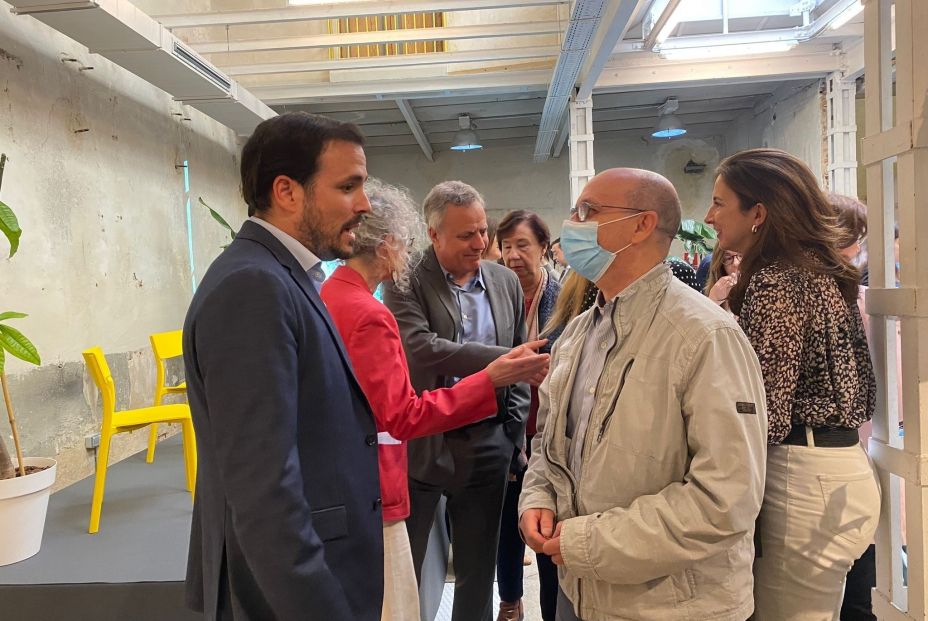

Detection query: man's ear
xmin=270 ymin=175 xmax=302 ymax=216
xmin=427 ymin=226 xmax=440 ymax=246
xmin=632 ymin=211 xmax=660 ymax=243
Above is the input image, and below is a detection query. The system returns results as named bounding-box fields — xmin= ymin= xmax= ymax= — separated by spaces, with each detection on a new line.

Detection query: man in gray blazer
xmin=384 ymin=181 xmax=534 ymax=621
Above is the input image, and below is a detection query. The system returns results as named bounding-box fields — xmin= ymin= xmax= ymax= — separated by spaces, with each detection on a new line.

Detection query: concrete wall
xmin=0 ymin=8 xmax=245 ymax=488
xmin=365 ymin=133 xmax=723 ymax=248
xmin=722 ymin=80 xmax=826 ymax=181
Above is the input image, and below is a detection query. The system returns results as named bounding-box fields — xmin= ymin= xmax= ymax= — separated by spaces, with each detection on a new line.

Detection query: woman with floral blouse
xmin=705 ymin=148 xmax=880 ymax=620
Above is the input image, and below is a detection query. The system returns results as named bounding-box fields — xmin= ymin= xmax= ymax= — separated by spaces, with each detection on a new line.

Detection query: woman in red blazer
xmin=320 ymin=178 xmax=548 ymax=621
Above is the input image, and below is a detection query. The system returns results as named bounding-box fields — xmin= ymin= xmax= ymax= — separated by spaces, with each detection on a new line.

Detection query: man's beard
xmin=297 ymin=196 xmax=361 ymax=261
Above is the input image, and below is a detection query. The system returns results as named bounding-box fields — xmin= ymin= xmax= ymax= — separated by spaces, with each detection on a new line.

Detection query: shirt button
xmin=600 ymin=342 xmax=608 ymax=350
xmin=365 ymin=434 xmax=377 ymax=446
xmin=589 ymin=386 xmax=595 ymax=395
xmin=373 ymin=497 xmax=382 ymax=510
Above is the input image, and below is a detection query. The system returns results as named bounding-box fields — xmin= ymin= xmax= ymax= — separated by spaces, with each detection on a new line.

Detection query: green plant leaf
xmin=0 ymin=324 xmax=40 ymax=366
xmin=199 ymin=197 xmax=237 ymax=240
xmin=0 ymin=346 xmax=5 ymax=375
xmin=0 ymin=311 xmax=27 ymax=322
xmin=0 ymin=200 xmax=22 ymax=258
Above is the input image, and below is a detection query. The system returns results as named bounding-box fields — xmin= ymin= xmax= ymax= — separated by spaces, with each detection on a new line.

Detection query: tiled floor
xmin=435 ymin=551 xmax=542 ymax=620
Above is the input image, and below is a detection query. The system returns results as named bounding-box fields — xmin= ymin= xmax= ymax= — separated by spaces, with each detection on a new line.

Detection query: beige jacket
xmin=519 ymin=265 xmax=767 ymax=621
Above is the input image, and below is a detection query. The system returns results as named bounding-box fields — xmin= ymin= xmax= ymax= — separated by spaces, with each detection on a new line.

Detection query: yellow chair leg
xmin=146 ymin=423 xmax=159 ymax=463
xmin=181 ymin=419 xmax=197 ymax=498
xmin=88 ymin=431 xmax=113 ymax=534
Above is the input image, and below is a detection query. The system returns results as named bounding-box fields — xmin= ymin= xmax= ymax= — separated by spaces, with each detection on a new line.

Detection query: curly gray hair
xmin=353 ymin=177 xmax=426 ymax=291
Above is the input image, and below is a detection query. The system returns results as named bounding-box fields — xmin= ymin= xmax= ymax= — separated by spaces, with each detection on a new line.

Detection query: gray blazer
xmin=384 ymin=247 xmax=531 ymax=481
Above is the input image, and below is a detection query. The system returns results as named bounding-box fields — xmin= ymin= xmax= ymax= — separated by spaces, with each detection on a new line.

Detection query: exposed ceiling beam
xmin=395 ymin=99 xmax=434 ymax=161
xmin=642 ymin=0 xmax=683 ymax=50
xmin=223 ymin=45 xmax=560 ymax=77
xmin=595 ymin=47 xmax=843 ymax=91
xmin=193 ymin=21 xmax=561 ymax=55
xmin=153 ymin=0 xmax=566 ymax=29
xmin=253 ymin=70 xmax=551 ymax=104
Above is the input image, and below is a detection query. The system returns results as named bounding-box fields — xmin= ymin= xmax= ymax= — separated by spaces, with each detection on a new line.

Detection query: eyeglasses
xmin=722 ymin=252 xmax=742 ymax=265
xmin=569 ymin=202 xmax=646 ymax=223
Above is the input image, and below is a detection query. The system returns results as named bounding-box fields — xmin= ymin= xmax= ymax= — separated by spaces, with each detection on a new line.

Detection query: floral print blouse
xmin=739 ymin=261 xmax=876 ymax=444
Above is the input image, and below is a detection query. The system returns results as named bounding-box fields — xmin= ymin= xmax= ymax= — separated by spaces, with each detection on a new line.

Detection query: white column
xmin=568 ymin=96 xmax=595 ymax=208
xmin=825 ymin=70 xmax=858 ymax=196
xmin=865 ymin=0 xmax=928 ymax=619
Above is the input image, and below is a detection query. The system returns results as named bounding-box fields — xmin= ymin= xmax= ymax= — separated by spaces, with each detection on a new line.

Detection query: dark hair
xmin=496 ymin=210 xmax=551 ymax=253
xmin=240 ymin=112 xmax=365 ymax=216
xmin=716 ymin=148 xmax=860 ymax=313
xmin=827 ymin=192 xmax=868 ymax=249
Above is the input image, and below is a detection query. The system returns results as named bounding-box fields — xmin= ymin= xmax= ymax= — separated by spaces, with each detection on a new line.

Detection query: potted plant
xmin=676 ymin=219 xmax=717 ymax=267
xmin=0 ymin=152 xmax=57 ymax=566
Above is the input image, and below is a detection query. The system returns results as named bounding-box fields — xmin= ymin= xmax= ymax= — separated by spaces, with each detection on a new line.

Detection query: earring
xmin=751 ymin=224 xmax=759 ymax=234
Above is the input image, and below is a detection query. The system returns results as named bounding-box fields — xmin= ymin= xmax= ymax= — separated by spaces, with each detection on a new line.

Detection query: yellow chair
xmin=82 ymin=346 xmax=196 ymax=534
xmin=146 ymin=329 xmax=187 ymax=463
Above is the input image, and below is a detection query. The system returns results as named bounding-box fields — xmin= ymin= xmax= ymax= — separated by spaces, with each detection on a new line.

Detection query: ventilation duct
xmin=8 ymin=0 xmax=274 ymax=135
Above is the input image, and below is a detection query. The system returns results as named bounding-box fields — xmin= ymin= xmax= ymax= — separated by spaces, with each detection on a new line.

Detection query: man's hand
xmin=542 ymin=522 xmax=563 ymax=565
xmin=520 ymin=507 xmax=555 ymax=554
xmin=485 ymin=339 xmax=550 ymax=388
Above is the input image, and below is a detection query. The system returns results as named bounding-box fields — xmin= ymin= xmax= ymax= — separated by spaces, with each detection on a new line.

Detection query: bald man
xmin=518 ymin=169 xmax=768 ymax=621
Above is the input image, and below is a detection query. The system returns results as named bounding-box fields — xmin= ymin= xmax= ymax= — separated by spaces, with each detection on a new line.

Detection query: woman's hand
xmin=708 ymin=273 xmax=738 ymax=305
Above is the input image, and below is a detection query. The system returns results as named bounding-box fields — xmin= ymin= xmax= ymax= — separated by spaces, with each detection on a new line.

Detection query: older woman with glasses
xmin=495 ymin=209 xmax=564 ymax=621
xmin=320 ymin=179 xmax=549 ymax=621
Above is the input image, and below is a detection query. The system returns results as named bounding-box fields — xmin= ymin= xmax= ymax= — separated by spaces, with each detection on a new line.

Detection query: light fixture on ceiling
xmin=830 ymin=0 xmax=864 ymax=29
xmin=658 ymin=39 xmax=798 ymax=60
xmin=450 ymin=114 xmax=483 ymax=152
xmin=652 ymin=98 xmax=687 ymax=139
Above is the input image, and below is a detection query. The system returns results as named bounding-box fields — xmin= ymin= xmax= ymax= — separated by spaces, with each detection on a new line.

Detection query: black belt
xmin=781 ymin=425 xmax=860 ymax=448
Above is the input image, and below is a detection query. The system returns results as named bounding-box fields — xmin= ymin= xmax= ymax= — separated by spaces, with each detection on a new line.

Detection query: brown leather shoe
xmin=496 ymin=599 xmax=524 ymax=621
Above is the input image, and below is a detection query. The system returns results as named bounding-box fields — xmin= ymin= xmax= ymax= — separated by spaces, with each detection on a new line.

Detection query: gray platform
xmin=0 ymin=434 xmax=198 ymax=620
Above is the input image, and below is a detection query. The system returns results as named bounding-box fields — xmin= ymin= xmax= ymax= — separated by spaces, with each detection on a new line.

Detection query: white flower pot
xmin=0 ymin=457 xmax=57 ymax=566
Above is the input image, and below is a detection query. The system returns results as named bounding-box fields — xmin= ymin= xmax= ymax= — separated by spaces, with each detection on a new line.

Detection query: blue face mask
xmin=559 ymin=213 xmax=639 ymax=283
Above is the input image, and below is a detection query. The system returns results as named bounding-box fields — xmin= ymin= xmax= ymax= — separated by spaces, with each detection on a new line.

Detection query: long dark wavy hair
xmin=717 ymin=148 xmax=860 ymax=314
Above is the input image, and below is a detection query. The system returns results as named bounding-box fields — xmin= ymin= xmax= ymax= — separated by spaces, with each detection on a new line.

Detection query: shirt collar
xmin=441 ymin=263 xmax=486 ymax=291
xmin=248 ymin=216 xmax=321 ymax=273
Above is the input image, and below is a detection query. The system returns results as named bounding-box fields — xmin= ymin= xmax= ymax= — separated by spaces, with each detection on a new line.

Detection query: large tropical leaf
xmin=0 ymin=200 xmax=22 ymax=258
xmin=676 ymin=219 xmax=717 ymax=256
xmin=199 ymin=197 xmax=237 ymax=241
xmin=0 ymin=311 xmax=27 ymax=321
xmin=0 ymin=324 xmax=40 ymax=366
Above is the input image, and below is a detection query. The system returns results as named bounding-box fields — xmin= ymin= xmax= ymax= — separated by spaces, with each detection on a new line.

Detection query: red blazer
xmin=320 ymin=265 xmax=497 ymax=521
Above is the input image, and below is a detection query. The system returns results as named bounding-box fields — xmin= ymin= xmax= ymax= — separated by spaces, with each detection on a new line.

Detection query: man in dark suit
xmin=384 ymin=181 xmax=534 ymax=621
xmin=183 ymin=112 xmax=382 ymax=620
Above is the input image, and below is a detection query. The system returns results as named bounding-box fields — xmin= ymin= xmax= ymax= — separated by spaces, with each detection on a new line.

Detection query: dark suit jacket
xmin=183 ymin=220 xmax=383 ymax=621
xmin=383 ymin=247 xmax=531 ymax=482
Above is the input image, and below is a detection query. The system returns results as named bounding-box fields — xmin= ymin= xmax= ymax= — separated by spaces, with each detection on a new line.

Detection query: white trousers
xmin=753 ymin=439 xmax=880 ymax=621
xmin=382 ymin=520 xmax=422 ymax=621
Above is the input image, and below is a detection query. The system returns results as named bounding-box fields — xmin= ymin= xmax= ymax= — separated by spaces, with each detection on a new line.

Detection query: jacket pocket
xmin=311 ymin=505 xmax=348 ymax=542
xmin=818 ymin=469 xmax=880 ymax=546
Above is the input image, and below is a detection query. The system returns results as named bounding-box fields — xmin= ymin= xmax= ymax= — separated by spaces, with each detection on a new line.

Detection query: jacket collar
xmin=330 ymin=264 xmax=375 ymax=294
xmin=596 ymin=263 xmax=672 ymax=339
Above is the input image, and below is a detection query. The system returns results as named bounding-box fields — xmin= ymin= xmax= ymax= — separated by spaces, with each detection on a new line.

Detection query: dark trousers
xmin=407 ymin=424 xmax=512 ymax=621
xmin=497 ymin=440 xmax=558 ymax=621
xmin=841 ymin=544 xmax=876 ymax=621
